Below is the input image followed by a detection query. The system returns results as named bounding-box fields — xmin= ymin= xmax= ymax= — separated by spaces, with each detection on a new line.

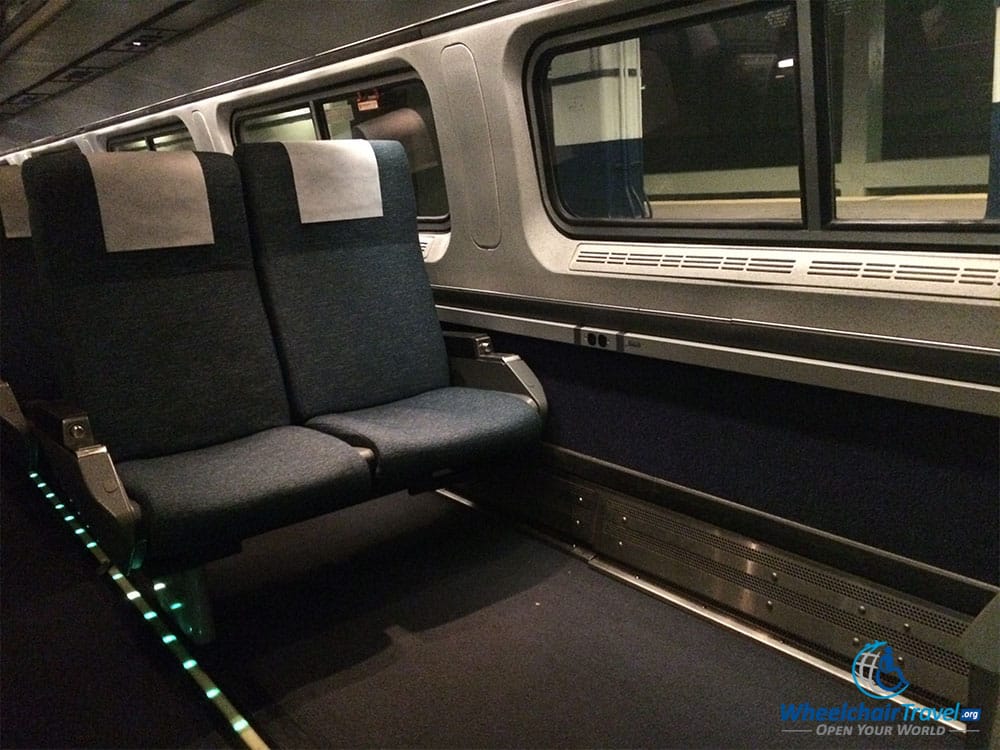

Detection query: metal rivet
xmin=574 ymin=519 xmax=581 ymax=526
xmin=771 ymin=571 xmax=778 ymax=581
xmin=621 ymin=515 xmax=628 ymax=523
xmin=852 ymin=637 xmax=860 ymax=646
xmin=903 ymin=623 xmax=911 ymax=631
xmin=577 ymin=496 xmax=584 ymax=505
xmin=617 ymin=541 xmax=623 ymax=547
xmin=70 ymin=424 xmax=86 ymax=439
xmin=766 ymin=600 xmax=774 ymax=609
xmin=898 ymin=656 xmax=905 ymax=665
xmin=858 ymin=605 xmax=867 ymax=614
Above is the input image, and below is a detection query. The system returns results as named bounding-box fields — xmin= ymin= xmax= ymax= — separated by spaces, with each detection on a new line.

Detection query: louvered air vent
xmin=570 ymin=243 xmax=1000 ymax=299
xmin=574 ymin=247 xmax=795 ymax=274
xmin=807 ymin=259 xmax=1000 ymax=287
xmin=418 ymin=232 xmax=449 ymax=263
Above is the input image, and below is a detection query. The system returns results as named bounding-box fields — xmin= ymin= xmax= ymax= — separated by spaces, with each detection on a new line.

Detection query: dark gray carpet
xmin=0 ymin=462 xmax=228 ymax=748
xmin=197 ymin=492 xmax=964 ymax=749
xmin=0 ymin=438 xmax=968 ymax=750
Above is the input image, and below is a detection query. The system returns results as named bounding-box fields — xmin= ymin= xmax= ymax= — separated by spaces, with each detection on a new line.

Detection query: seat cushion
xmin=117 ymin=426 xmax=371 ymax=563
xmin=306 ymin=387 xmax=543 ymax=491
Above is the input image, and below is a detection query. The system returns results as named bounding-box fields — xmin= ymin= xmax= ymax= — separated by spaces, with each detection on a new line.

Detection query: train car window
xmin=827 ymin=0 xmax=994 ymax=221
xmin=237 ymin=107 xmax=317 ymax=143
xmin=36 ymin=143 xmax=82 ymax=156
xmin=235 ymin=79 xmax=449 ymax=223
xmin=112 ymin=138 xmax=151 ymax=152
xmin=533 ymin=0 xmax=999 ymax=240
xmin=319 ymin=80 xmax=448 ymax=219
xmin=107 ymin=122 xmax=195 ymax=152
xmin=150 ymin=130 xmax=194 ymax=152
xmin=540 ymin=4 xmax=802 ymax=223
xmin=322 ymin=100 xmax=355 ymax=139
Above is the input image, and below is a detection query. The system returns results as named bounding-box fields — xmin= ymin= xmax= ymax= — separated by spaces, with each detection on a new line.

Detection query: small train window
xmin=107 ymin=122 xmax=194 ymax=152
xmin=234 ymin=79 xmax=448 ymax=224
xmin=237 ymin=107 xmax=316 ymax=143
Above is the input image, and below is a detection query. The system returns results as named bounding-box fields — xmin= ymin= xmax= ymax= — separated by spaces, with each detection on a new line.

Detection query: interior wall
xmin=486 ymin=330 xmax=1000 ymax=586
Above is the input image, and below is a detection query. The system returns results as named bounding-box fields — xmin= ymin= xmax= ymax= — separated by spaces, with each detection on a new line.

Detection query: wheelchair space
xmin=1 ymin=469 xmax=965 ymax=749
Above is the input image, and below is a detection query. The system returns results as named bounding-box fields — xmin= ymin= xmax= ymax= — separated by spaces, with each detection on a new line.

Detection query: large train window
xmin=107 ymin=121 xmax=194 ymax=152
xmin=234 ymin=78 xmax=448 ymax=223
xmin=542 ymin=4 xmax=802 ymax=222
xmin=531 ymin=0 xmax=999 ymax=243
xmin=827 ymin=0 xmax=994 ymax=221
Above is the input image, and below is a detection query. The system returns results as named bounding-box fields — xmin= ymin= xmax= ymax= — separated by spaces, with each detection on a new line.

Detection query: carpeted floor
xmin=0 ymin=462 xmax=228 ymax=748
xmin=199 ymin=492 xmax=965 ymax=750
xmin=2 ymin=460 xmax=967 ymax=749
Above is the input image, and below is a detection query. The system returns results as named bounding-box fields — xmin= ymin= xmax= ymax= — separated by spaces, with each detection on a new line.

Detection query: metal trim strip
xmin=436 ymin=305 xmax=1000 ymax=416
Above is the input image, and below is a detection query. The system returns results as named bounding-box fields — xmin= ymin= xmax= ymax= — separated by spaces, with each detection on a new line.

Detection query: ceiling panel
xmin=0 ymin=0 xmax=484 ymax=153
xmin=0 ymin=0 xmax=181 ymax=98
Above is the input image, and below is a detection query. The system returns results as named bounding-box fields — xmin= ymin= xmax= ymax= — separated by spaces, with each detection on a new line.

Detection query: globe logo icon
xmin=852 ymin=641 xmax=910 ymax=699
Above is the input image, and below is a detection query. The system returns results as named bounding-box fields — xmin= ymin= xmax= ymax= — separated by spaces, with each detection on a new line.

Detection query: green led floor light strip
xmin=27 ymin=471 xmax=268 ymax=750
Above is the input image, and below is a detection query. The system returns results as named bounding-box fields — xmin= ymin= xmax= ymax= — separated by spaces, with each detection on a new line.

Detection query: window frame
xmin=106 ymin=120 xmax=194 ymax=152
xmin=525 ymin=0 xmax=999 ymax=250
xmin=231 ymin=71 xmax=450 ymax=231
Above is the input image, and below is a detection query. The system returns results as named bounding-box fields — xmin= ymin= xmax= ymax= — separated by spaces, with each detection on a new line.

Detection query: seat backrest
xmin=234 ymin=140 xmax=449 ymax=420
xmin=21 ymin=151 xmax=290 ymax=461
xmin=0 ymin=164 xmax=60 ymax=402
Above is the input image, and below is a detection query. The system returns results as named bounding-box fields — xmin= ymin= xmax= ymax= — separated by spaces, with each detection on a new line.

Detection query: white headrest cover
xmin=87 ymin=152 xmax=214 ymax=252
xmin=282 ymin=140 xmax=383 ymax=224
xmin=0 ymin=166 xmax=31 ymax=239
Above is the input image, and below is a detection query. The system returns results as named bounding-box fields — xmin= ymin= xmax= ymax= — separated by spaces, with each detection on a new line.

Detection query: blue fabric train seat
xmin=234 ymin=140 xmax=542 ymax=492
xmin=21 ymin=150 xmax=372 ymax=567
xmin=0 ymin=164 xmax=60 ymax=404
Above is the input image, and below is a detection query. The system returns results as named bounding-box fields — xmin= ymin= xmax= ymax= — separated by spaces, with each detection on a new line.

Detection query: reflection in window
xmin=237 ymin=80 xmax=448 ymax=219
xmin=544 ymin=5 xmax=802 ymax=222
xmin=828 ymin=0 xmax=995 ymax=221
xmin=238 ymin=108 xmax=316 ymax=143
xmin=331 ymin=82 xmax=448 ymax=218
xmin=107 ymin=123 xmax=195 ymax=153
xmin=113 ymin=138 xmax=150 ymax=152
xmin=151 ymin=130 xmax=194 ymax=152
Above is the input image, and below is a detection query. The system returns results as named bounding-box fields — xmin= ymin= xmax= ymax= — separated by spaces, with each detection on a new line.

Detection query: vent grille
xmin=570 ymin=243 xmax=1000 ymax=299
xmin=418 ymin=232 xmax=448 ymax=262
xmin=808 ymin=260 xmax=1000 ymax=287
xmin=575 ymin=248 xmax=794 ymax=274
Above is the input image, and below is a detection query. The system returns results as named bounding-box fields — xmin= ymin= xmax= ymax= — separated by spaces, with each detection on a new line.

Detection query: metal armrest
xmin=444 ymin=331 xmax=548 ymax=418
xmin=443 ymin=331 xmax=495 ymax=358
xmin=0 ymin=381 xmax=29 ymax=435
xmin=28 ymin=400 xmax=144 ymax=571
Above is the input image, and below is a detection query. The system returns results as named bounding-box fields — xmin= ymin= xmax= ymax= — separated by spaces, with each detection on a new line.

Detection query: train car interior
xmin=1 ymin=1 xmax=998 ymax=748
